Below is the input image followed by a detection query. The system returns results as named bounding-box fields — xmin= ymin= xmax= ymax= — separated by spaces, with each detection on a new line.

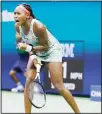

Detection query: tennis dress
xmin=19 ymin=19 xmax=62 ymax=62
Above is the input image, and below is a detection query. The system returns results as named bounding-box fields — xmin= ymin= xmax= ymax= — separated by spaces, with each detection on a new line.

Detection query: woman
xmin=14 ymin=3 xmax=80 ymax=113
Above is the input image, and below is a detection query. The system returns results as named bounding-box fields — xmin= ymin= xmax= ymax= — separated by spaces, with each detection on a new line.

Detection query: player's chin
xmin=15 ymin=22 xmax=21 ymax=26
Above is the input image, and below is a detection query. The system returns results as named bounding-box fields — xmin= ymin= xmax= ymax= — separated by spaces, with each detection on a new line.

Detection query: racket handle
xmin=36 ymin=72 xmax=40 ymax=77
xmin=35 ymin=72 xmax=40 ymax=82
xmin=35 ymin=63 xmax=41 ymax=80
xmin=35 ymin=64 xmax=41 ymax=73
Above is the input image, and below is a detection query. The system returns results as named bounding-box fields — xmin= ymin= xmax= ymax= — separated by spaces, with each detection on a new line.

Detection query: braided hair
xmin=18 ymin=3 xmax=36 ymax=19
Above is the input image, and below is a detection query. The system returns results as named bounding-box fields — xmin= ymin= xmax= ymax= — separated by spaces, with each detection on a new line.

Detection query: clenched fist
xmin=17 ymin=42 xmax=27 ymax=50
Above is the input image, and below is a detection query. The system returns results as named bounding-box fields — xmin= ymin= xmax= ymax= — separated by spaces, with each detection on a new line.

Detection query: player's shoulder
xmin=33 ymin=19 xmax=45 ymax=30
xmin=31 ymin=19 xmax=46 ymax=37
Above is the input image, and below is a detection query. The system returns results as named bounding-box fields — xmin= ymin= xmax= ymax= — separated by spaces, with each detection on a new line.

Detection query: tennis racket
xmin=28 ymin=59 xmax=46 ymax=108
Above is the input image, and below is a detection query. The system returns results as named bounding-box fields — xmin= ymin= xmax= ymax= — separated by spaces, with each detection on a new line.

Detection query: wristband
xmin=25 ymin=45 xmax=33 ymax=52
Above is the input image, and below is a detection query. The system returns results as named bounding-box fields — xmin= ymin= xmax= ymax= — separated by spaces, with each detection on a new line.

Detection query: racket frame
xmin=28 ymin=80 xmax=46 ymax=109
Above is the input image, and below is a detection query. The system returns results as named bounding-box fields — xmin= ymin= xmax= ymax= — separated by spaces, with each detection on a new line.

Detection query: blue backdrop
xmin=1 ymin=1 xmax=101 ymax=96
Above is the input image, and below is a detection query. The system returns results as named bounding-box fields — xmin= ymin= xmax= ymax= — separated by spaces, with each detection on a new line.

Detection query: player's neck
xmin=21 ymin=19 xmax=32 ymax=34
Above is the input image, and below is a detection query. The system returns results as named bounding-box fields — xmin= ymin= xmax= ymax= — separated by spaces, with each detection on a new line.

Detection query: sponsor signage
xmin=90 ymin=85 xmax=101 ymax=102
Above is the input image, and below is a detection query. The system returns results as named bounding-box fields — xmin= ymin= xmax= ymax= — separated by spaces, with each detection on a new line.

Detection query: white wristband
xmin=25 ymin=45 xmax=32 ymax=52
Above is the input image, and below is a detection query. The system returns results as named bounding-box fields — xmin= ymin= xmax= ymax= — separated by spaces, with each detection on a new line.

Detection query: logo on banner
xmin=2 ymin=10 xmax=14 ymax=22
xmin=91 ymin=91 xmax=101 ymax=97
xmin=51 ymin=82 xmax=75 ymax=90
xmin=61 ymin=43 xmax=75 ymax=58
xmin=90 ymin=85 xmax=101 ymax=102
xmin=70 ymin=72 xmax=83 ymax=80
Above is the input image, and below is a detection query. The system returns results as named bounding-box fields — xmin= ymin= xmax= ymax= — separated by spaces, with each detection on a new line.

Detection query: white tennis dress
xmin=19 ymin=19 xmax=62 ymax=62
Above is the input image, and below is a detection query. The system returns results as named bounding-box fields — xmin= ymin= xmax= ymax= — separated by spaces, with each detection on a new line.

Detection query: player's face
xmin=14 ymin=7 xmax=27 ymax=25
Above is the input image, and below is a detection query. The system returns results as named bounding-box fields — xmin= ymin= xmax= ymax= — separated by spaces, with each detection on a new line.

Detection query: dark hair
xmin=18 ymin=3 xmax=36 ymax=18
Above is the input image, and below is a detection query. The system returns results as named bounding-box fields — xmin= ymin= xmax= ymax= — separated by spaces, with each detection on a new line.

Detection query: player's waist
xmin=36 ymin=42 xmax=62 ymax=57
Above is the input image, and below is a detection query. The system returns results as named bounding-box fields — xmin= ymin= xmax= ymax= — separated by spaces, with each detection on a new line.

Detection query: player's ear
xmin=26 ymin=13 xmax=30 ymax=19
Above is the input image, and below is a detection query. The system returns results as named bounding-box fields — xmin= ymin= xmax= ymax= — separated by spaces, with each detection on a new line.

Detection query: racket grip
xmin=35 ymin=64 xmax=41 ymax=73
xmin=36 ymin=72 xmax=40 ymax=77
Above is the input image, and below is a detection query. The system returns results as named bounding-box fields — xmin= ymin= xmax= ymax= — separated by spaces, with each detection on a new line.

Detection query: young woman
xmin=14 ymin=3 xmax=80 ymax=113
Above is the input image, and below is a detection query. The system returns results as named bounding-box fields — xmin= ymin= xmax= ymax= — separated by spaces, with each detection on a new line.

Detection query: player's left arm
xmin=32 ymin=22 xmax=49 ymax=52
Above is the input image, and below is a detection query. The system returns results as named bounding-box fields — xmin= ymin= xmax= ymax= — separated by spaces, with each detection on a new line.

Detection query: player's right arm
xmin=14 ymin=23 xmax=32 ymax=55
xmin=14 ymin=23 xmax=22 ymax=43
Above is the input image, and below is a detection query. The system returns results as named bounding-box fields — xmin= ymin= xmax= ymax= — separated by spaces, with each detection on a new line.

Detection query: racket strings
xmin=28 ymin=82 xmax=34 ymax=100
xmin=28 ymin=81 xmax=46 ymax=108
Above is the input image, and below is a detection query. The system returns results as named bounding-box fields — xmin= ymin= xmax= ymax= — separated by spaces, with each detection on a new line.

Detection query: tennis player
xmin=9 ymin=32 xmax=29 ymax=92
xmin=14 ymin=3 xmax=80 ymax=113
xmin=9 ymin=47 xmax=29 ymax=92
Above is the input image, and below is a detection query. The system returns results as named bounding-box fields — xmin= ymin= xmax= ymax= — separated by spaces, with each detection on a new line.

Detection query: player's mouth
xmin=15 ymin=20 xmax=19 ymax=22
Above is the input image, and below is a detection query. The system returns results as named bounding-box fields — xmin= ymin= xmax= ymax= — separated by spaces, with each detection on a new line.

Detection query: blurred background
xmin=1 ymin=1 xmax=101 ymax=113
